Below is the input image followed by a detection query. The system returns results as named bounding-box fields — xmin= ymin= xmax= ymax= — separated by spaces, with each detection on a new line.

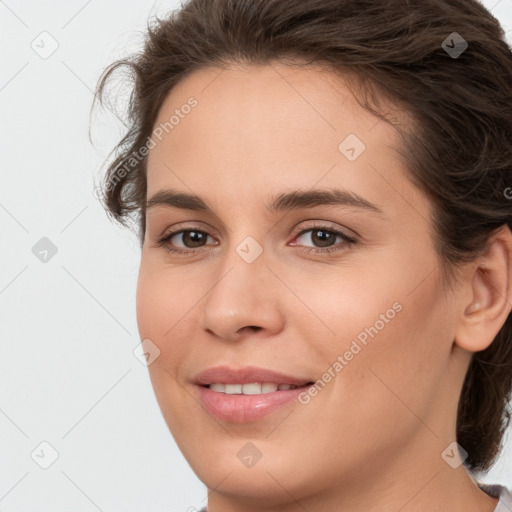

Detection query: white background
xmin=1 ymin=1 xmax=511 ymax=510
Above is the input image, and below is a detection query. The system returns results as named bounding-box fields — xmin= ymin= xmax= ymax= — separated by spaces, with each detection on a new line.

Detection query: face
xmin=136 ymin=62 xmax=467 ymax=506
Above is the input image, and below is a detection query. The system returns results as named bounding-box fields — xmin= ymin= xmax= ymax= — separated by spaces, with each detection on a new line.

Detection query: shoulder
xmin=476 ymin=482 xmax=512 ymax=511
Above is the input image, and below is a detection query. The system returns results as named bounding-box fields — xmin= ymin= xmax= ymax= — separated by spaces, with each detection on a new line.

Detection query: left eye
xmin=291 ymin=226 xmax=356 ymax=253
xmin=156 ymin=225 xmax=356 ymax=254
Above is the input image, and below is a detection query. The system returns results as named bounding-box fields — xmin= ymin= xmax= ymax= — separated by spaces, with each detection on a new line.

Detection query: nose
xmin=197 ymin=245 xmax=285 ymax=342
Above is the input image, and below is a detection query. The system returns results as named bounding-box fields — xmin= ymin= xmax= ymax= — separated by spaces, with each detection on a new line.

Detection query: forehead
xmin=149 ymin=61 xmax=394 ymax=160
xmin=145 ymin=61 xmax=427 ymax=221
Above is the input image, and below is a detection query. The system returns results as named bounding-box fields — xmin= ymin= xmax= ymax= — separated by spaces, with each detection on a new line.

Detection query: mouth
xmin=193 ymin=365 xmax=314 ymax=388
xmin=196 ymin=383 xmax=315 ymax=423
xmin=200 ymin=382 xmax=315 ymax=394
xmin=193 ymin=366 xmax=316 ymax=423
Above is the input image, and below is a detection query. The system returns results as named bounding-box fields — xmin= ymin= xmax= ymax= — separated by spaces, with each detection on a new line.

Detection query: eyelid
xmin=158 ymin=221 xmax=219 ymax=239
xmin=290 ymin=220 xmax=358 ymax=241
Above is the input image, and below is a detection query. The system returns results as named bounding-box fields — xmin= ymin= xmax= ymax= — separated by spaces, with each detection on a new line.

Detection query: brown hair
xmin=92 ymin=0 xmax=512 ymax=472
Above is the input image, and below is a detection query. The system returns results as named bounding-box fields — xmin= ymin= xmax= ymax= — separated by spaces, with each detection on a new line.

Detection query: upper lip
xmin=193 ymin=365 xmax=314 ymax=386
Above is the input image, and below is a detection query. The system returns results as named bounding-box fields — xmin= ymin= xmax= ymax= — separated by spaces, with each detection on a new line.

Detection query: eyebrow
xmin=146 ymin=188 xmax=384 ymax=215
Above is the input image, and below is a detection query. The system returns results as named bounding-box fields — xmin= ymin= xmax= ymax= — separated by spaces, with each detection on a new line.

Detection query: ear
xmin=455 ymin=224 xmax=512 ymax=353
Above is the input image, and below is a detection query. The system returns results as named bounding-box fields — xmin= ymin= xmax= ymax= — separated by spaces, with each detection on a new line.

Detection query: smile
xmin=196 ymin=382 xmax=314 ymax=423
xmin=206 ymin=382 xmax=301 ymax=394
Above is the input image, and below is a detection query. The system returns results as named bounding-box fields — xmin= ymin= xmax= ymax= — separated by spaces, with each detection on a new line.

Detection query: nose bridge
xmin=198 ymin=231 xmax=284 ymax=339
xmin=206 ymin=232 xmax=268 ymax=312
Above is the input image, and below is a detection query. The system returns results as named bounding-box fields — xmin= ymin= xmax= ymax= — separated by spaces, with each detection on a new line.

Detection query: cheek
xmin=291 ymin=260 xmax=406 ymax=363
xmin=292 ymin=285 xmax=451 ymax=476
xmin=135 ymin=262 xmax=195 ymax=436
xmin=136 ymin=256 xmax=193 ymax=340
xmin=332 ymin=272 xmax=453 ymax=424
xmin=135 ymin=261 xmax=194 ymax=381
xmin=304 ymin=253 xmax=451 ymax=413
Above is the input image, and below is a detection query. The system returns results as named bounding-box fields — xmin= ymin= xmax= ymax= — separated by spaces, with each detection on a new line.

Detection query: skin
xmin=136 ymin=61 xmax=512 ymax=512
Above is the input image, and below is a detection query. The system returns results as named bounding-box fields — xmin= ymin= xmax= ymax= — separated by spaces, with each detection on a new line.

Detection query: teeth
xmin=225 ymin=384 xmax=242 ymax=394
xmin=209 ymin=383 xmax=226 ymax=393
xmin=207 ymin=383 xmax=298 ymax=394
xmin=260 ymin=383 xmax=278 ymax=393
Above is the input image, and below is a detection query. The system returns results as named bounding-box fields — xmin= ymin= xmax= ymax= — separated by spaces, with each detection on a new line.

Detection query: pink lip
xmin=196 ymin=385 xmax=310 ymax=423
xmin=193 ymin=365 xmax=313 ymax=386
xmin=193 ymin=365 xmax=314 ymax=423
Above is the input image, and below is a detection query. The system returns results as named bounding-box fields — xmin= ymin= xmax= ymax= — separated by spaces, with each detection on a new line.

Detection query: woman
xmin=93 ymin=0 xmax=512 ymax=510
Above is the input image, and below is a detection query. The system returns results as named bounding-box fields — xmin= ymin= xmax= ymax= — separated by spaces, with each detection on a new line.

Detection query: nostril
xmin=239 ymin=326 xmax=262 ymax=334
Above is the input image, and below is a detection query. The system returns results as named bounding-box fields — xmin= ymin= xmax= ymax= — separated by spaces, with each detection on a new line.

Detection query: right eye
xmin=156 ymin=228 xmax=218 ymax=254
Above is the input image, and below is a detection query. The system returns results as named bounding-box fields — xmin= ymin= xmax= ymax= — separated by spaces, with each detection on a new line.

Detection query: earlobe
xmin=455 ymin=225 xmax=512 ymax=353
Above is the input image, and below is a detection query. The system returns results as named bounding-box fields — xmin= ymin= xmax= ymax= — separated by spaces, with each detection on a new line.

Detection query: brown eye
xmin=292 ymin=225 xmax=356 ymax=254
xmin=157 ymin=229 xmax=217 ymax=253
xmin=303 ymin=229 xmax=338 ymax=248
xmin=176 ymin=230 xmax=208 ymax=248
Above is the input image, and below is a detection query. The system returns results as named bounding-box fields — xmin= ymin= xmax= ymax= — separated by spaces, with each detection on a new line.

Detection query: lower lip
xmin=196 ymin=385 xmax=310 ymax=423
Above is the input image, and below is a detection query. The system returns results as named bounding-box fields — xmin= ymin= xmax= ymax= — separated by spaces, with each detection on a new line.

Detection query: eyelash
xmin=155 ymin=223 xmax=357 ymax=255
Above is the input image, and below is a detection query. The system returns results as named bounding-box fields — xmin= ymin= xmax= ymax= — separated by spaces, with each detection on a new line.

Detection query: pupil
xmin=313 ymin=230 xmax=334 ymax=247
xmin=185 ymin=231 xmax=205 ymax=247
